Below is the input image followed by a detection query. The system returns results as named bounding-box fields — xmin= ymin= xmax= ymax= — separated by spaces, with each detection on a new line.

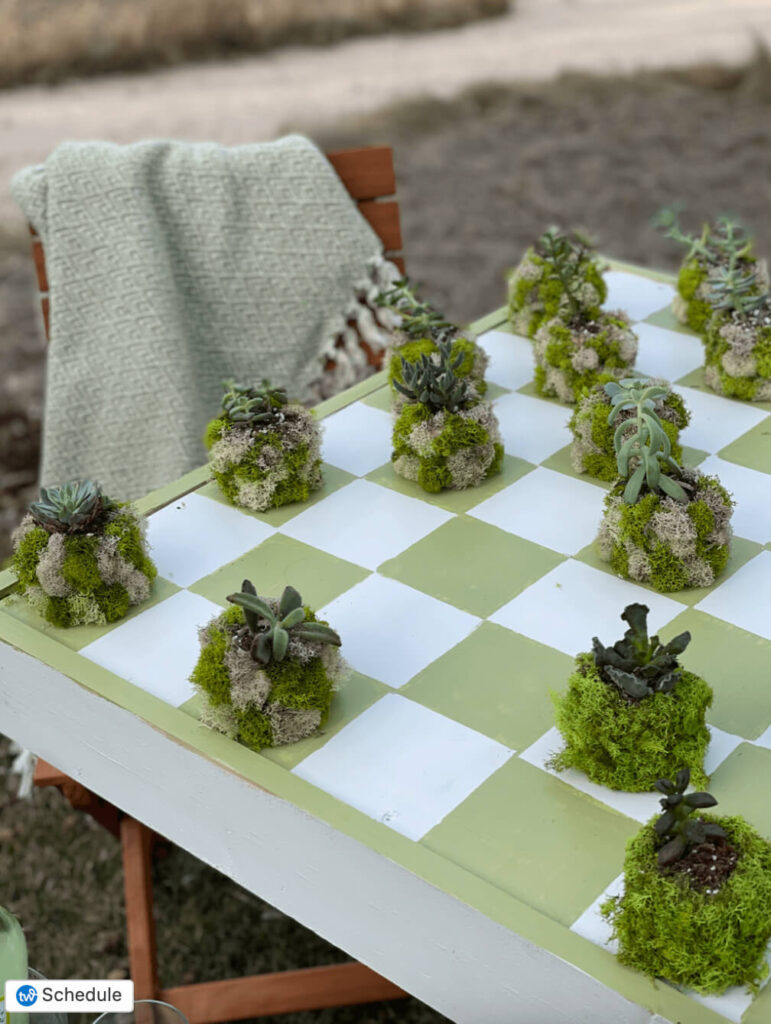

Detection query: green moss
xmin=189 ymin=611 xmax=239 ymax=707
xmin=203 ymin=417 xmax=227 ymax=450
xmin=535 ymin=314 xmax=636 ymax=403
xmin=234 ymin=706 xmax=274 ymax=751
xmin=60 ymin=535 xmax=102 ymax=591
xmin=676 ymin=260 xmax=714 ymax=334
xmin=550 ymin=654 xmax=712 ymax=791
xmin=389 ymin=336 xmax=486 ymax=395
xmin=103 ymin=509 xmax=158 ymax=581
xmin=11 ymin=526 xmax=50 ymax=590
xmin=602 ymin=816 xmax=771 ymax=994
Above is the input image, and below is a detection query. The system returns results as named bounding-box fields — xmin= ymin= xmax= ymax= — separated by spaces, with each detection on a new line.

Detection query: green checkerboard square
xmin=188 ymin=533 xmax=369 ymax=610
xmin=540 ymin=446 xmax=613 ymax=488
xmin=0 ymin=575 xmax=181 ymax=651
xmin=423 ymin=757 xmax=637 ymax=926
xmin=710 ymin=743 xmax=771 ymax=837
xmin=403 ymin=621 xmax=573 ymax=750
xmin=378 ymin=516 xmax=564 ymax=617
xmin=718 ymin=417 xmax=771 ymax=474
xmin=366 ymin=454 xmax=533 ymax=513
xmin=643 ymin=306 xmax=695 ymax=335
xmin=195 ymin=463 xmax=355 ymax=527
xmin=659 ymin=609 xmax=771 ymax=741
xmin=360 ymin=385 xmax=392 ymax=412
xmin=573 ymin=535 xmax=763 ymax=608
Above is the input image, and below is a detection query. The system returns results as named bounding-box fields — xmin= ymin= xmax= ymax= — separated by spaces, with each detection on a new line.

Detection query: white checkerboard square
xmin=468 ymin=467 xmax=605 ymax=555
xmin=633 ymin=322 xmax=704 ymax=383
xmin=147 ymin=492 xmax=276 ymax=587
xmin=492 ymin=392 xmax=572 ymax=464
xmin=292 ymin=693 xmax=513 ymax=840
xmin=477 ymin=329 xmax=534 ymax=392
xmin=677 ymin=388 xmax=768 ymax=455
xmin=321 ymin=402 xmax=392 ymax=476
xmin=697 ymin=456 xmax=771 ymax=545
xmin=603 ymin=270 xmax=676 ymax=321
xmin=318 ymin=574 xmax=480 ymax=688
xmin=695 ymin=551 xmax=771 ymax=640
xmin=79 ymin=590 xmax=223 ymax=706
xmin=489 ymin=559 xmax=684 ymax=657
xmin=278 ymin=479 xmax=452 ymax=571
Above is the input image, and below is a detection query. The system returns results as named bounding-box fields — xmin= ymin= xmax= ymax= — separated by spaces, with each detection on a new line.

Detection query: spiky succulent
xmin=655 ymin=210 xmax=754 ymax=266
xmin=227 ymin=579 xmax=341 ymax=666
xmin=534 ymin=225 xmax=595 ymax=320
xmin=377 ymin=278 xmax=455 ymax=342
xmin=29 ymin=479 xmax=110 ymax=535
xmin=654 ymin=768 xmax=726 ymax=867
xmin=707 ymin=263 xmax=768 ymax=315
xmin=221 ymin=379 xmax=288 ymax=426
xmin=592 ymin=603 xmax=691 ymax=700
xmin=393 ymin=337 xmax=470 ymax=412
xmin=606 ymin=378 xmax=688 ymax=504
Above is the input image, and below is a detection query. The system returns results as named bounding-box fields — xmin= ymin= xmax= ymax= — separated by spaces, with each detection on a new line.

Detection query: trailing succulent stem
xmin=393 ymin=337 xmax=470 ymax=413
xmin=654 ymin=768 xmax=725 ymax=867
xmin=29 ymin=479 xmax=112 ymax=535
xmin=606 ymin=379 xmax=688 ymax=504
xmin=592 ymin=603 xmax=690 ymax=700
xmin=534 ymin=226 xmax=594 ymax=321
xmin=221 ymin=379 xmax=288 ymax=426
xmin=377 ymin=278 xmax=455 ymax=342
xmin=655 ymin=209 xmax=753 ymax=268
xmin=227 ymin=579 xmax=341 ymax=666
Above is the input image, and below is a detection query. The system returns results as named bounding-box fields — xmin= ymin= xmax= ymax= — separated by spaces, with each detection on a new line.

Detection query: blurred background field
xmin=2 ymin=2 xmax=771 ymax=1021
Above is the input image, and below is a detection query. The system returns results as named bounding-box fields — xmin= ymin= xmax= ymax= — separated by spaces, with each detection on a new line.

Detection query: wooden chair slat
xmin=357 ymin=200 xmax=403 ymax=253
xmin=34 ymin=758 xmax=69 ymax=787
xmin=32 ymin=240 xmax=48 ymax=292
xmin=327 ymin=146 xmax=396 ymax=200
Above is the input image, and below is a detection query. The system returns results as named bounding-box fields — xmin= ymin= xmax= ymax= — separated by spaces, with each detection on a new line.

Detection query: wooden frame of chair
xmin=29 ymin=145 xmax=409 ymax=1020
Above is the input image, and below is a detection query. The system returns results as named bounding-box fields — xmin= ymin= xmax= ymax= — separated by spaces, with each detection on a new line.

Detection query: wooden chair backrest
xmin=27 ymin=145 xmax=405 ymax=370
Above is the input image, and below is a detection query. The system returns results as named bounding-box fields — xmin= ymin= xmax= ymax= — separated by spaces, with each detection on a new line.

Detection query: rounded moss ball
xmin=532 ymin=312 xmax=637 ymax=404
xmin=391 ymin=399 xmax=504 ymax=493
xmin=602 ymin=815 xmax=771 ymax=994
xmin=596 ymin=468 xmax=734 ymax=593
xmin=506 ymin=247 xmax=607 ymax=339
xmin=550 ymin=652 xmax=712 ymax=791
xmin=10 ymin=502 xmax=157 ymax=628
xmin=387 ymin=333 xmax=489 ymax=413
xmin=674 ymin=258 xmax=713 ymax=334
xmin=205 ymin=404 xmax=323 ymax=512
xmin=569 ymin=377 xmax=690 ymax=482
xmin=190 ymin=603 xmax=346 ymax=752
xmin=702 ymin=307 xmax=771 ymax=402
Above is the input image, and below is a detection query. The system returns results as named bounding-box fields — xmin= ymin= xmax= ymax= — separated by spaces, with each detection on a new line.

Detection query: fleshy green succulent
xmin=227 ymin=579 xmax=341 ymax=666
xmin=377 ymin=278 xmax=455 ymax=342
xmin=393 ymin=336 xmax=470 ymax=412
xmin=707 ymin=263 xmax=768 ymax=315
xmin=606 ymin=378 xmax=688 ymax=504
xmin=534 ymin=226 xmax=595 ymax=321
xmin=29 ymin=479 xmax=110 ymax=535
xmin=654 ymin=768 xmax=726 ymax=867
xmin=221 ymin=379 xmax=288 ymax=426
xmin=592 ymin=603 xmax=691 ymax=701
xmin=655 ymin=210 xmax=754 ymax=267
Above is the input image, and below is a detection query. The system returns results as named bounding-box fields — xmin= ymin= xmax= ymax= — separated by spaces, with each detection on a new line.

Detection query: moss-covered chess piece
xmin=596 ymin=379 xmax=733 ymax=592
xmin=569 ymin=375 xmax=690 ymax=482
xmin=391 ymin=336 xmax=503 ymax=493
xmin=602 ymin=768 xmax=771 ymax=995
xmin=702 ymin=266 xmax=771 ymax=402
xmin=507 ymin=226 xmax=608 ymax=339
xmin=549 ymin=603 xmax=712 ymax=791
xmin=191 ymin=579 xmax=346 ymax=752
xmin=205 ymin=379 xmax=322 ymax=512
xmin=10 ymin=479 xmax=157 ymax=628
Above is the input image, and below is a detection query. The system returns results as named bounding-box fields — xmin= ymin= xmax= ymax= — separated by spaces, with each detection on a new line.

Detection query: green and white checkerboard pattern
xmin=2 ymin=264 xmax=770 ymax=1023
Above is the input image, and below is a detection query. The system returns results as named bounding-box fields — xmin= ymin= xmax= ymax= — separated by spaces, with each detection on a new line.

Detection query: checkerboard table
xmin=1 ymin=260 xmax=770 ymax=1024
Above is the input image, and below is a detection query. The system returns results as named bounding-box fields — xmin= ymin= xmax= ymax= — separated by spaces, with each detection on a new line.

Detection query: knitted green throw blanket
xmin=12 ymin=135 xmax=398 ymax=501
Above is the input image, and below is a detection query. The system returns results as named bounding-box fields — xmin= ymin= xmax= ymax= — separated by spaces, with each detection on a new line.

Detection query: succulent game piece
xmin=602 ymin=768 xmax=771 ymax=995
xmin=506 ymin=226 xmax=608 ymax=339
xmin=702 ymin=264 xmax=771 ymax=402
xmin=204 ymin=379 xmax=323 ymax=512
xmin=391 ymin=336 xmax=503 ymax=493
xmin=191 ymin=579 xmax=346 ymax=752
xmin=657 ymin=210 xmax=768 ymax=334
xmin=596 ymin=379 xmax=733 ymax=592
xmin=10 ymin=479 xmax=157 ymax=628
xmin=549 ymin=603 xmax=712 ymax=791
xmin=569 ymin=375 xmax=690 ymax=482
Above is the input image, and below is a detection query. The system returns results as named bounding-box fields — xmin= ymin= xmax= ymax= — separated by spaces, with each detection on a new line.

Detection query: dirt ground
xmin=3 ymin=54 xmax=771 ymax=1022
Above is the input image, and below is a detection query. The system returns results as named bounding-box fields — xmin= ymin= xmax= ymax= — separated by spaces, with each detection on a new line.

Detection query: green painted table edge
xmin=0 ymin=262 xmax=739 ymax=1024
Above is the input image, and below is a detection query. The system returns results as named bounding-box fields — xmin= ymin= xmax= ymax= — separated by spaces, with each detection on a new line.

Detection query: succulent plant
xmin=227 ymin=579 xmax=341 ymax=666
xmin=29 ymin=479 xmax=110 ymax=535
xmin=221 ymin=379 xmax=288 ymax=426
xmin=707 ymin=263 xmax=768 ymax=316
xmin=592 ymin=603 xmax=691 ymax=700
xmin=605 ymin=378 xmax=689 ymax=504
xmin=377 ymin=278 xmax=455 ymax=342
xmin=655 ymin=210 xmax=754 ymax=267
xmin=393 ymin=336 xmax=470 ymax=413
xmin=654 ymin=768 xmax=726 ymax=867
xmin=534 ymin=225 xmax=595 ymax=320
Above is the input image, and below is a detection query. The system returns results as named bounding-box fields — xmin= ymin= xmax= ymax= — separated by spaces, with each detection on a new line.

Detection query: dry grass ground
xmin=2 ymin=54 xmax=771 ymax=1022
xmin=0 ymin=0 xmax=508 ymax=88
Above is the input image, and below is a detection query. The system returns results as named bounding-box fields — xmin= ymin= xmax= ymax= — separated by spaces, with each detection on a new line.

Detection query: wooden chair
xmin=28 ymin=145 xmax=409 ymax=1021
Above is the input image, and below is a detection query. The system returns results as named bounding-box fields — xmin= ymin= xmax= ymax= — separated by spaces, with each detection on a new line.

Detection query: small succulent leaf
xmin=685 ymin=819 xmax=706 ymax=845
xmin=605 ymin=667 xmax=651 ymax=699
xmin=654 ymin=809 xmax=677 ymax=835
xmin=272 ymin=627 xmax=289 ymax=662
xmin=675 ymin=768 xmax=691 ymax=793
xmin=241 ymin=580 xmax=257 ymax=596
xmin=623 ymin=463 xmax=645 ymax=504
xmin=658 ymin=834 xmax=688 ymax=867
xmin=683 ymin=793 xmax=718 ymax=809
xmin=660 ymin=631 xmax=691 ymax=657
xmin=227 ymin=592 xmax=276 ymax=625
xmin=658 ymin=474 xmax=688 ymax=502
xmin=654 ymin=777 xmax=675 ymax=795
xmin=255 ymin=633 xmax=272 ymax=665
xmin=280 ymin=607 xmax=306 ymax=630
xmin=620 ymin=603 xmax=649 ymax=643
xmin=279 ymin=585 xmax=303 ymax=619
xmin=291 ymin=623 xmax=342 ymax=646
xmin=703 ymin=823 xmax=727 ymax=840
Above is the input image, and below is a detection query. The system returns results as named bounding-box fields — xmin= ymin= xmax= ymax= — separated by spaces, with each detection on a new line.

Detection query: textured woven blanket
xmin=11 ymin=135 xmax=399 ymax=502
